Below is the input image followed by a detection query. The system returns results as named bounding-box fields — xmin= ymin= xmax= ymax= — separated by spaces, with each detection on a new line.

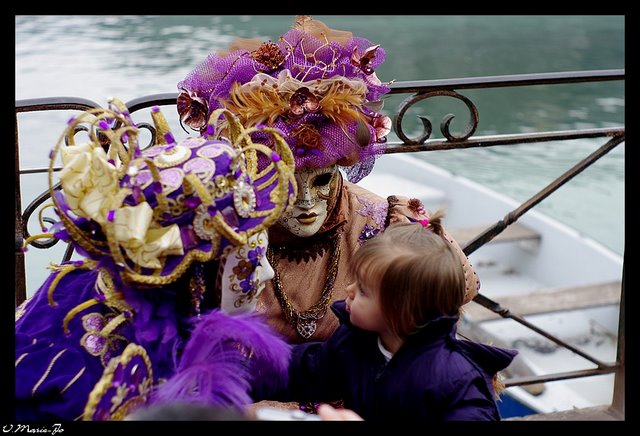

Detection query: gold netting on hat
xmin=219 ymin=15 xmax=353 ymax=56
xmin=292 ymin=15 xmax=353 ymax=44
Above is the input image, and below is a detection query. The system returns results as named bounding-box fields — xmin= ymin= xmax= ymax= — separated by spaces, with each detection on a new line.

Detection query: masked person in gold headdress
xmin=177 ymin=16 xmax=480 ymax=345
xmin=15 ymin=103 xmax=297 ymax=420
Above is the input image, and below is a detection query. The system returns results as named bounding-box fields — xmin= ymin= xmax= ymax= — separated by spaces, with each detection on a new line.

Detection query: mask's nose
xmin=294 ymin=179 xmax=315 ymax=209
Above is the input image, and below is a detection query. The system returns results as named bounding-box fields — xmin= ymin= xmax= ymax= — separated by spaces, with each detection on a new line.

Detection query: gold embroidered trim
xmin=150 ymin=108 xmax=171 ymax=145
xmin=22 ymin=232 xmax=54 ymax=249
xmin=256 ymin=171 xmax=278 ymax=192
xmin=32 ymin=349 xmax=67 ymax=397
xmin=48 ymin=263 xmax=80 ymax=307
xmin=123 ymin=232 xmax=221 ymax=285
xmin=15 ymin=352 xmax=28 ymax=368
xmin=111 ymin=397 xmax=147 ymax=420
xmin=80 ymin=312 xmax=115 ymax=353
xmin=254 ymin=161 xmax=275 ymax=184
xmin=185 ymin=172 xmax=213 ymax=205
xmin=60 ymin=367 xmax=86 ymax=394
xmin=249 ymin=208 xmax=275 ymax=218
xmin=63 ymin=299 xmax=100 ymax=335
xmin=95 ymin=269 xmax=131 ymax=313
xmin=83 ymin=343 xmax=154 ymax=421
xmin=46 ymin=260 xmax=98 ymax=307
xmin=15 ymin=297 xmax=31 ymax=322
xmin=100 ymin=313 xmax=128 ymax=338
xmin=146 ymin=158 xmax=169 ymax=208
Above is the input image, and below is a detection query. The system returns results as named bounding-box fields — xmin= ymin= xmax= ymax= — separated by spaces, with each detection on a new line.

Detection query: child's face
xmin=344 ymin=278 xmax=386 ymax=334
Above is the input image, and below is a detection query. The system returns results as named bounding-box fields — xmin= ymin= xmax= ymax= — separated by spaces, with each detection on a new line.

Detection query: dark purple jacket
xmin=287 ymin=300 xmax=517 ymax=421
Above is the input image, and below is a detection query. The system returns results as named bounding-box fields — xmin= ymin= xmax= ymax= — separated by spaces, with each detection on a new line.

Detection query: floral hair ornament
xmin=407 ymin=216 xmax=430 ymax=228
xmin=177 ymin=15 xmax=393 ymax=183
xmin=32 ymin=100 xmax=296 ymax=292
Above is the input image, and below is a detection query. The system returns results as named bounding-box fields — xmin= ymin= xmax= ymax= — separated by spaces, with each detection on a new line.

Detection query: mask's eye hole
xmin=313 ymin=173 xmax=333 ymax=187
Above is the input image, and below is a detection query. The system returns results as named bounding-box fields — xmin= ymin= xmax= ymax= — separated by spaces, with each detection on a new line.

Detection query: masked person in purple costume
xmin=177 ymin=16 xmax=480 ymax=346
xmin=15 ymin=103 xmax=297 ymax=421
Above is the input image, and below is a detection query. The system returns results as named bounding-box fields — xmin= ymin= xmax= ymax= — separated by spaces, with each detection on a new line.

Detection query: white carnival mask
xmin=220 ymin=230 xmax=274 ymax=313
xmin=277 ymin=165 xmax=338 ymax=237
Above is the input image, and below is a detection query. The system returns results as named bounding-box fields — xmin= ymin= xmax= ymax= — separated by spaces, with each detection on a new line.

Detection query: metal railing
xmin=385 ymin=70 xmax=624 ymax=417
xmin=15 ymin=69 xmax=625 ymax=417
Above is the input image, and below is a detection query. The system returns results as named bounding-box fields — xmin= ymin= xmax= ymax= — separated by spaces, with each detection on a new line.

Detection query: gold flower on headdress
xmin=250 ymin=42 xmax=286 ymax=71
xmin=350 ymin=44 xmax=380 ymax=75
xmin=59 ymin=142 xmax=120 ymax=223
xmin=291 ymin=124 xmax=322 ymax=150
xmin=371 ymin=114 xmax=392 ymax=141
xmin=59 ymin=140 xmax=184 ymax=270
xmin=289 ymin=87 xmax=320 ymax=118
xmin=114 ymin=202 xmax=184 ymax=269
xmin=177 ymin=89 xmax=209 ymax=130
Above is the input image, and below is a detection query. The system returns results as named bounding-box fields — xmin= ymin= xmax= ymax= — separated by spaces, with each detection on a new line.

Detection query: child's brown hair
xmin=352 ymin=212 xmax=466 ymax=338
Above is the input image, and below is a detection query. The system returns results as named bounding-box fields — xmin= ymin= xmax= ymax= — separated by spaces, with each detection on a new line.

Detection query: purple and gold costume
xmin=15 ymin=104 xmax=296 ymax=420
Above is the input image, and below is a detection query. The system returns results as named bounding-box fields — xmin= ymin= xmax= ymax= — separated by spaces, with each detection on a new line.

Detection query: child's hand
xmin=316 ymin=404 xmax=363 ymax=421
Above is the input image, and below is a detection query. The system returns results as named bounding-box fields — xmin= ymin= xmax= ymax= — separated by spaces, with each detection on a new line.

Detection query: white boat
xmin=358 ymin=152 xmax=623 ymax=418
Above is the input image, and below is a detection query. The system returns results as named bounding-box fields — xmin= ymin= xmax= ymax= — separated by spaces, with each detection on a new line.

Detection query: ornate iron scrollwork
xmin=21 ymin=181 xmax=62 ymax=250
xmin=135 ymin=122 xmax=157 ymax=150
xmin=394 ymin=90 xmax=479 ymax=145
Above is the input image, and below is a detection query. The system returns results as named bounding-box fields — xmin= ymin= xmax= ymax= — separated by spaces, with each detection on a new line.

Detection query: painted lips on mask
xmin=295 ymin=212 xmax=318 ymax=224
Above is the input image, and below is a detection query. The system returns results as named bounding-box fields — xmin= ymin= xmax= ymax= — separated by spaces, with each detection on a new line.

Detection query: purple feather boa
xmin=150 ymin=309 xmax=291 ymax=409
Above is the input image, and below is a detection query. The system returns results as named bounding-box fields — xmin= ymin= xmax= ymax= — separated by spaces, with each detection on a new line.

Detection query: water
xmin=16 ymin=15 xmax=625 ymax=297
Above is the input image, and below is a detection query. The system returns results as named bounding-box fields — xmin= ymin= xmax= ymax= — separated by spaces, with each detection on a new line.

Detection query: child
xmin=282 ymin=216 xmax=518 ymax=421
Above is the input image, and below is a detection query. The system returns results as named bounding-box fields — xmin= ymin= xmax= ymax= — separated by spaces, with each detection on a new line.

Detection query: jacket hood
xmin=331 ymin=299 xmax=517 ymax=373
xmin=331 ymin=299 xmax=352 ymax=325
xmin=454 ymin=336 xmax=518 ymax=374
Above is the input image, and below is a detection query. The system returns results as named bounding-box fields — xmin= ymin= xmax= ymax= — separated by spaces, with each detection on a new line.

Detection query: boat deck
xmin=462 ymin=281 xmax=621 ymax=322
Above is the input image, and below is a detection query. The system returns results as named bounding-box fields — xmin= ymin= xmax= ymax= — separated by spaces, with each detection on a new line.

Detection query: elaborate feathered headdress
xmin=177 ymin=15 xmax=392 ymax=182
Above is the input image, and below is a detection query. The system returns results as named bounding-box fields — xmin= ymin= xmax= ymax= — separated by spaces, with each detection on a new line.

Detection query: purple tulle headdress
xmin=177 ymin=15 xmax=393 ymax=183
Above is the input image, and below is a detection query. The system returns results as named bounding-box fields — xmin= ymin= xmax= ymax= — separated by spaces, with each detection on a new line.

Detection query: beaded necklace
xmin=267 ymin=233 xmax=342 ymax=339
